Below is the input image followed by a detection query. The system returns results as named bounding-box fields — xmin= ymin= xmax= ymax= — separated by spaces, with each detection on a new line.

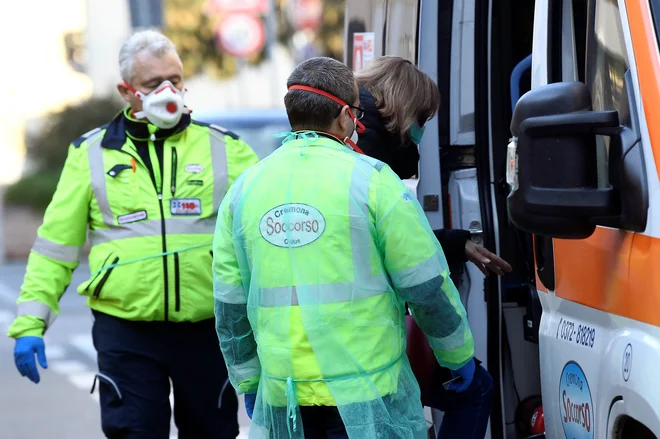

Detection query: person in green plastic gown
xmin=212 ymin=57 xmax=476 ymax=439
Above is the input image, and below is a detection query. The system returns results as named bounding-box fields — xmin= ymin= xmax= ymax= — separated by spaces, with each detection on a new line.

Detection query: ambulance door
xmin=417 ymin=0 xmax=497 ymax=435
xmin=382 ymin=0 xmax=441 ymax=220
xmin=345 ymin=0 xmax=429 ymax=205
xmin=347 ymin=1 xmax=496 ymax=435
xmin=405 ymin=0 xmax=490 ymax=379
xmin=510 ymin=0 xmax=655 ymax=436
xmin=345 ymin=1 xmax=438 ymax=432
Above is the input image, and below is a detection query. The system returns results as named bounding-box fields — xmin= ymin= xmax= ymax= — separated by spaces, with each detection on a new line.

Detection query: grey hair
xmin=284 ymin=57 xmax=357 ymax=131
xmin=119 ymin=30 xmax=180 ymax=83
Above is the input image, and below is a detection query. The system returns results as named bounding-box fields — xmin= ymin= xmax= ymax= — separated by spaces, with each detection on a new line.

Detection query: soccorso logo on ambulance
xmin=559 ymin=361 xmax=593 ymax=439
xmin=259 ymin=203 xmax=326 ymax=248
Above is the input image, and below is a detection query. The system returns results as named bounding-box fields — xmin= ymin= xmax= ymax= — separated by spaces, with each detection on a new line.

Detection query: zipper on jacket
xmin=119 ymin=141 xmax=169 ymax=321
xmin=171 ymin=147 xmax=178 ymax=196
xmin=147 ymin=140 xmax=170 ymax=322
xmin=93 ymin=257 xmax=120 ymax=299
xmin=174 ymin=252 xmax=180 ymax=312
xmin=157 ymin=191 xmax=169 ymax=321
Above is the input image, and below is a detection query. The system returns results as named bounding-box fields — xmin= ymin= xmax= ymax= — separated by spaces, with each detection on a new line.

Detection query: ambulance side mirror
xmin=506 ymin=81 xmax=621 ymax=239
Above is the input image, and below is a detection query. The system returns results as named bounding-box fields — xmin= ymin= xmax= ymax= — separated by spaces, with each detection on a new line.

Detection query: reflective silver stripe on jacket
xmin=17 ymin=300 xmax=57 ymax=329
xmin=209 ymin=128 xmax=229 ymax=213
xmin=229 ymin=355 xmax=262 ymax=384
xmin=31 ymin=236 xmax=82 ymax=263
xmin=214 ymin=283 xmax=246 ymax=305
xmin=89 ymin=217 xmax=216 ymax=246
xmin=86 ymin=126 xmax=229 ymax=245
xmin=254 ymin=156 xmax=390 ymax=308
xmin=258 ymin=283 xmax=389 ymax=307
xmin=389 ymin=254 xmax=445 ymax=289
xmin=426 ymin=320 xmax=470 ymax=352
xmin=87 ymin=131 xmax=114 ymax=226
xmin=349 ymin=157 xmax=389 ymax=292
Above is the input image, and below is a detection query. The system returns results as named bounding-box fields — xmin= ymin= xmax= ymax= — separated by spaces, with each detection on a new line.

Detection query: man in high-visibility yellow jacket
xmin=212 ymin=56 xmax=476 ymax=439
xmin=9 ymin=30 xmax=258 ymax=438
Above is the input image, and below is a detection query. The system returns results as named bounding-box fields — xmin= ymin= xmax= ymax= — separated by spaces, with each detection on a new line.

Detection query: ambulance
xmin=345 ymin=0 xmax=660 ymax=438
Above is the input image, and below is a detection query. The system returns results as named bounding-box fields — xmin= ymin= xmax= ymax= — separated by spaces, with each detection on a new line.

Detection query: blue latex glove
xmin=244 ymin=393 xmax=257 ymax=419
xmin=449 ymin=358 xmax=476 ymax=393
xmin=14 ymin=336 xmax=48 ymax=384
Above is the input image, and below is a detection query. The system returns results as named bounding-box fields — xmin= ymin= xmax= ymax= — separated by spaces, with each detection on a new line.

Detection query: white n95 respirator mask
xmin=349 ymin=117 xmax=359 ymax=145
xmin=129 ymin=80 xmax=191 ymax=129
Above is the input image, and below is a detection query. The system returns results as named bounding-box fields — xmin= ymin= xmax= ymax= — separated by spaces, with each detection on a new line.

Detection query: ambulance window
xmin=572 ymin=0 xmax=587 ymax=83
xmin=548 ymin=0 xmax=587 ymax=83
xmin=586 ymin=0 xmax=629 ymax=188
xmin=586 ymin=0 xmax=629 ymax=113
xmin=651 ymin=0 xmax=660 ymax=44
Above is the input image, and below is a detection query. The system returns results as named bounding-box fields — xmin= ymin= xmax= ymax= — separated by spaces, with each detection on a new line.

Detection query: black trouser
xmin=91 ymin=311 xmax=239 ymax=439
xmin=272 ymin=406 xmax=348 ymax=439
xmin=300 ymin=406 xmax=348 ymax=439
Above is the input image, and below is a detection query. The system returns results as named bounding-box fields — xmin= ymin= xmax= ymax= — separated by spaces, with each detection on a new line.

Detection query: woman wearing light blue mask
xmin=356 ymin=56 xmax=512 ymax=439
xmin=355 ymin=56 xmax=436 ymax=178
xmin=409 ymin=121 xmax=426 ymax=146
xmin=356 ymin=56 xmax=511 ymax=277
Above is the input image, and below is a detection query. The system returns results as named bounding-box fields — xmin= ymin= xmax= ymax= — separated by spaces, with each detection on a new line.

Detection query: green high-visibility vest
xmin=8 ymin=110 xmax=259 ymax=339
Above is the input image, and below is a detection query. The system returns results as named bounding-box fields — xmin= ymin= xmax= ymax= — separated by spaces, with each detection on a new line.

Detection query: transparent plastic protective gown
xmin=213 ymin=133 xmax=475 ymax=439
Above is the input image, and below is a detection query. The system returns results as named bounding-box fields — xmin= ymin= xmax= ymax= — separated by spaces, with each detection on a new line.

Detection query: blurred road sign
xmin=215 ymin=13 xmax=266 ymax=58
xmin=207 ymin=0 xmax=270 ymax=14
xmin=353 ymin=34 xmax=364 ymax=72
xmin=352 ymin=32 xmax=375 ymax=73
xmin=287 ymin=0 xmax=323 ymax=31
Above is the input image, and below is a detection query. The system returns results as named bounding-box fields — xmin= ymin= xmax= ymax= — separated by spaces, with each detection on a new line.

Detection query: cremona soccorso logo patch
xmin=259 ymin=203 xmax=326 ymax=248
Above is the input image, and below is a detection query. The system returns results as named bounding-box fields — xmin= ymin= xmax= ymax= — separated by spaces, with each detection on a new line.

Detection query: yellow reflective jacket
xmin=8 ymin=109 xmax=259 ymax=339
xmin=213 ymin=133 xmax=474 ymax=439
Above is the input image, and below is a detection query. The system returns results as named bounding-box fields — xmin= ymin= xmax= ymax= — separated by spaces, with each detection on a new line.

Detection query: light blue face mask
xmin=409 ymin=122 xmax=426 ymax=145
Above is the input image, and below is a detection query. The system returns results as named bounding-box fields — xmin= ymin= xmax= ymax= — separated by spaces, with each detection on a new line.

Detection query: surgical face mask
xmin=349 ymin=117 xmax=359 ymax=145
xmin=409 ymin=122 xmax=426 ymax=145
xmin=129 ymin=80 xmax=190 ymax=129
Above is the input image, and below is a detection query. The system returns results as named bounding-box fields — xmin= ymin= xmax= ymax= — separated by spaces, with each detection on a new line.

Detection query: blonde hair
xmin=356 ymin=56 xmax=441 ymax=140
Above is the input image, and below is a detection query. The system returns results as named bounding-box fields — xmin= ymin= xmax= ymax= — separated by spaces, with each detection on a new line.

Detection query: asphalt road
xmin=0 ymin=261 xmax=250 ymax=439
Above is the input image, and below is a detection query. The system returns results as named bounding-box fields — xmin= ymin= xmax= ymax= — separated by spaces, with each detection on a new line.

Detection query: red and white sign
xmin=215 ymin=13 xmax=266 ymax=59
xmin=170 ymin=198 xmax=202 ymax=216
xmin=353 ymin=32 xmax=375 ymax=73
xmin=118 ymin=210 xmax=147 ymax=225
xmin=207 ymin=0 xmax=270 ymax=14
xmin=286 ymin=0 xmax=323 ymax=31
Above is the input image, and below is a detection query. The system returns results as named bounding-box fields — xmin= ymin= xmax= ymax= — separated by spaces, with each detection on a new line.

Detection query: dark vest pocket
xmin=92 ymin=257 xmax=120 ymax=299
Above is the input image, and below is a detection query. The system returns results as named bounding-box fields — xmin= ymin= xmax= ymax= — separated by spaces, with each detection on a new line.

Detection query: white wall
xmin=0 ymin=0 xmax=92 ymax=185
xmin=85 ymin=0 xmax=132 ymax=97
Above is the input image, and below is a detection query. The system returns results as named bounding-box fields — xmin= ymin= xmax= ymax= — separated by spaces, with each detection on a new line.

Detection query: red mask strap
xmin=288 ymin=85 xmax=366 ymax=134
xmin=314 ymin=131 xmax=366 ymax=155
xmin=345 ymin=138 xmax=366 ymax=155
xmin=124 ymin=81 xmax=139 ymax=95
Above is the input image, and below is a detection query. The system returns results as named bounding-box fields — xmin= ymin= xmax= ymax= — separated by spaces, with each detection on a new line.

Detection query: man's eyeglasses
xmin=348 ymin=105 xmax=365 ymax=120
xmin=334 ymin=104 xmax=365 ymax=121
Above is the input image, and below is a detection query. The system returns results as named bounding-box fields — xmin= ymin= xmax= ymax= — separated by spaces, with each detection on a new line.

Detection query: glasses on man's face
xmin=349 ymin=105 xmax=365 ymax=120
xmin=335 ymin=104 xmax=365 ymax=121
